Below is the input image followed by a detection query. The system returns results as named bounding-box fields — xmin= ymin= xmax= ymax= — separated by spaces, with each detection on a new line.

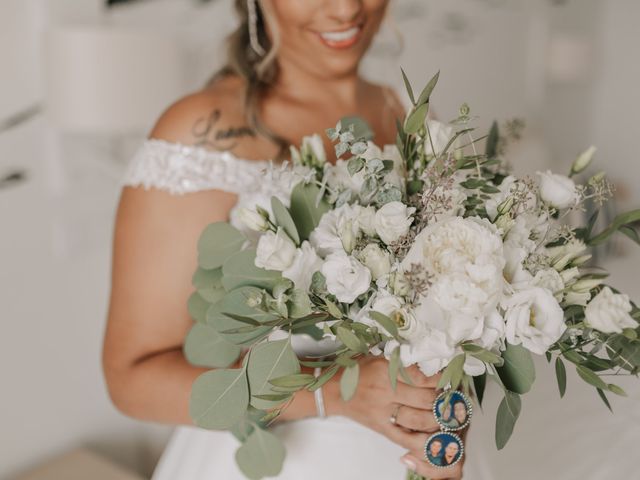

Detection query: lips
xmin=317 ymin=26 xmax=362 ymax=49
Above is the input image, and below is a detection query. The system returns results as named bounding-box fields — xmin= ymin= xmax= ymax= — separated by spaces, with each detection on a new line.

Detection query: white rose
xmin=359 ymin=244 xmax=391 ymax=280
xmin=374 ymin=201 xmax=415 ymax=245
xmin=425 ymin=119 xmax=455 ymax=157
xmin=503 ymin=287 xmax=566 ymax=355
xmin=585 ymin=287 xmax=637 ymax=333
xmin=310 ymin=203 xmax=361 ymax=256
xmin=402 ymin=330 xmax=457 ymax=376
xmin=537 ymin=170 xmax=579 ymax=210
xmin=282 ymin=241 xmax=323 ymax=292
xmin=532 ymin=268 xmax=565 ymax=302
xmin=322 ymin=251 xmax=372 ymax=303
xmin=237 ymin=207 xmax=269 ymax=232
xmin=356 ymin=205 xmax=377 ymax=237
xmin=255 ymin=228 xmax=297 ymax=271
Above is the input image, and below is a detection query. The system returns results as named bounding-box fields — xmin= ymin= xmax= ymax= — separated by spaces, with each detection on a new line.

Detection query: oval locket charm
xmin=433 ymin=390 xmax=472 ymax=432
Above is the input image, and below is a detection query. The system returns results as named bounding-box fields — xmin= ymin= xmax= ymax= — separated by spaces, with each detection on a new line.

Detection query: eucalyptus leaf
xmin=198 ymin=222 xmax=246 ymax=269
xmin=269 ymin=373 xmax=316 ymax=388
xmin=576 ymin=365 xmax=608 ymax=390
xmin=235 ymin=427 xmax=286 ymax=480
xmin=192 ymin=267 xmax=226 ymax=303
xmin=416 ymin=70 xmax=440 ymax=106
xmin=401 ymin=67 xmax=416 ymax=105
xmin=289 ymin=183 xmax=331 ymax=241
xmin=555 ymin=357 xmax=567 ymax=398
xmin=222 ymin=249 xmax=282 ymax=292
xmin=188 ymin=291 xmax=211 ymax=324
xmin=271 ymin=197 xmax=300 ymax=245
xmin=495 ymin=391 xmax=521 ymax=450
xmin=337 ymin=326 xmax=366 ymax=353
xmin=607 ymin=383 xmax=627 ymax=397
xmin=485 ymin=121 xmax=499 ymax=158
xmin=596 ymin=388 xmax=613 ymax=413
xmin=369 ymin=311 xmax=399 ymax=337
xmin=190 ymin=369 xmax=249 ymax=430
xmin=184 ymin=323 xmax=241 ymax=368
xmin=340 ymin=363 xmax=360 ymax=401
xmin=589 ymin=209 xmax=640 ymax=246
xmin=288 ymin=289 xmax=312 ymax=319
xmin=207 ymin=287 xmax=276 ymax=345
xmin=389 ymin=346 xmax=400 ymax=391
xmin=340 ymin=116 xmax=374 ymax=141
xmin=496 ymin=343 xmax=536 ymax=394
xmin=309 ymin=364 xmax=340 ymax=391
xmin=247 ymin=339 xmax=301 ymax=410
xmin=405 ymin=103 xmax=429 ymax=135
xmin=473 ymin=372 xmax=487 ymax=408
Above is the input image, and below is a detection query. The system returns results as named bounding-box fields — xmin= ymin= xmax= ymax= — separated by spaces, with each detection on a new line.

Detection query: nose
xmin=328 ymin=0 xmax=363 ymax=23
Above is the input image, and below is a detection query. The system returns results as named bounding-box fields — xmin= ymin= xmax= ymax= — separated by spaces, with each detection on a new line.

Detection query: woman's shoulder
xmin=121 ymin=76 xmax=271 ymax=196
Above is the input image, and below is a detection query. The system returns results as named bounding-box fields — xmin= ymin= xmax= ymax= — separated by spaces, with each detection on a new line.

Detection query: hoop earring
xmin=247 ymin=0 xmax=266 ymax=56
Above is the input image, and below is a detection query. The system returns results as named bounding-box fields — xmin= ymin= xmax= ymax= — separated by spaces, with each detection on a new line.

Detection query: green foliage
xmin=187 ymin=291 xmax=210 ymax=324
xmin=496 ymin=343 xmax=536 ymax=394
xmin=555 ymin=357 xmax=567 ymax=398
xmin=184 ymin=323 xmax=241 ymax=368
xmin=271 ymin=197 xmax=300 ymax=246
xmin=473 ymin=372 xmax=487 ymax=408
xmin=192 ymin=267 xmax=226 ymax=303
xmin=190 ymin=368 xmax=249 ymax=430
xmin=340 ymin=363 xmax=360 ymax=401
xmin=235 ymin=427 xmax=286 ymax=480
xmin=198 ymin=222 xmax=246 ymax=269
xmin=247 ymin=339 xmax=300 ymax=410
xmin=495 ymin=391 xmax=522 ymax=450
xmin=289 ymin=183 xmax=331 ymax=241
xmin=588 ymin=209 xmax=640 ymax=246
xmin=222 ymin=250 xmax=282 ymax=292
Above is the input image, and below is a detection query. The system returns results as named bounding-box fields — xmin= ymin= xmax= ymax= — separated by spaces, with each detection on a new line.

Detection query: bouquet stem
xmin=406 ymin=470 xmax=429 ymax=480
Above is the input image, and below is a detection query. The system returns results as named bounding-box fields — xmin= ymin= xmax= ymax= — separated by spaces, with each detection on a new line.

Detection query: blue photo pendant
xmin=433 ymin=390 xmax=472 ymax=432
xmin=424 ymin=431 xmax=464 ymax=469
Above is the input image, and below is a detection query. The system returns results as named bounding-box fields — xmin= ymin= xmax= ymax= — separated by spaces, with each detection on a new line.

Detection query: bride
xmin=102 ymin=1 xmax=464 ymax=478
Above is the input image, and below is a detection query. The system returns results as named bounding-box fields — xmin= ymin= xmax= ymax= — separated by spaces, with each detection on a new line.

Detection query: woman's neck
xmin=271 ymin=58 xmax=364 ymax=110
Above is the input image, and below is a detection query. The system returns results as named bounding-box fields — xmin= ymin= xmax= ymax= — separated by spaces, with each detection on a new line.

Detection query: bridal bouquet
xmin=185 ymin=72 xmax=640 ymax=479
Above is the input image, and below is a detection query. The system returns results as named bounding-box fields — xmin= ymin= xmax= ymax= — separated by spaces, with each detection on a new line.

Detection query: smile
xmin=318 ymin=26 xmax=362 ymax=49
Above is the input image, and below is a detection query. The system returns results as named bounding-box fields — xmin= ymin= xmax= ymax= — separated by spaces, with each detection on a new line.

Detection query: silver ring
xmin=390 ymin=404 xmax=401 ymax=425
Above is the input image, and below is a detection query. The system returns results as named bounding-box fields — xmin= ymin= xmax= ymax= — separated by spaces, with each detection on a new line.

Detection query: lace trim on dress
xmin=121 ymin=138 xmax=270 ymax=195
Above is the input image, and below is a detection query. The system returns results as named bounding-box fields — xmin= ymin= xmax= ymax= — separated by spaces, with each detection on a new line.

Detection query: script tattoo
xmin=191 ymin=109 xmax=256 ymax=151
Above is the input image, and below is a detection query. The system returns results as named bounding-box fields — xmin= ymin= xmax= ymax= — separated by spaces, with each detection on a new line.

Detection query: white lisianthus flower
xmin=310 ymin=203 xmax=361 ymax=256
xmin=424 ymin=119 xmax=455 ymax=157
xmin=369 ymin=289 xmax=419 ymax=337
xmin=322 ymin=251 xmax=372 ymax=303
xmin=325 ymin=159 xmax=365 ymax=195
xmin=237 ymin=207 xmax=269 ymax=232
xmin=355 ymin=205 xmax=377 ymax=237
xmin=546 ymin=239 xmax=588 ymax=271
xmin=564 ymin=291 xmax=592 ymax=307
xmin=502 ymin=287 xmax=566 ymax=355
xmin=537 ymin=170 xmax=580 ymax=210
xmin=359 ymin=243 xmax=391 ymax=280
xmin=374 ymin=201 xmax=415 ymax=244
xmin=282 ymin=241 xmax=323 ymax=292
xmin=585 ymin=287 xmax=637 ymax=333
xmin=255 ymin=228 xmax=297 ymax=271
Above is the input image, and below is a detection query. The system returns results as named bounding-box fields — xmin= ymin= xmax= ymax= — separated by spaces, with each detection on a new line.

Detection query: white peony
xmin=374 ymin=201 xmax=415 ymax=245
xmin=321 ymin=251 xmax=372 ymax=303
xmin=310 ymin=203 xmax=361 ymax=256
xmin=400 ymin=330 xmax=457 ymax=377
xmin=425 ymin=119 xmax=455 ymax=157
xmin=282 ymin=241 xmax=323 ymax=292
xmin=255 ymin=228 xmax=297 ymax=271
xmin=502 ymin=287 xmax=566 ymax=355
xmin=585 ymin=287 xmax=637 ymax=333
xmin=537 ymin=170 xmax=579 ymax=210
xmin=359 ymin=243 xmax=391 ymax=280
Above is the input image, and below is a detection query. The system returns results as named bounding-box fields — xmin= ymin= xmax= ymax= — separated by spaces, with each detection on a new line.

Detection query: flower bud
xmin=340 ymin=219 xmax=357 ymax=253
xmin=238 ymin=207 xmax=269 ymax=232
xmin=571 ymin=146 xmax=596 ymax=175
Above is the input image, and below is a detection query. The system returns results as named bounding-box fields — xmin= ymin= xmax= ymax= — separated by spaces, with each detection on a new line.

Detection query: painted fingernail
xmin=401 ymin=456 xmax=418 ymax=472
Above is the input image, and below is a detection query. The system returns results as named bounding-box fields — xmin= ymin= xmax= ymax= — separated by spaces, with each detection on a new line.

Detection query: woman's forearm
xmin=105 ymin=349 xmax=344 ymax=426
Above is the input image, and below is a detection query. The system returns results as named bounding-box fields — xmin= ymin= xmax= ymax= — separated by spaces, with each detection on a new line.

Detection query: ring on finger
xmin=390 ymin=404 xmax=401 ymax=425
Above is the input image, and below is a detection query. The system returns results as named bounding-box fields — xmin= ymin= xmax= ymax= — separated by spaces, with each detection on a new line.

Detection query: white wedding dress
xmin=121 ymin=139 xmax=640 ymax=480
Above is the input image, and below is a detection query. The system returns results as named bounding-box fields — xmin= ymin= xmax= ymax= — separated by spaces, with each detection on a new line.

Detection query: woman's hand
xmin=327 ymin=356 xmax=462 ymax=479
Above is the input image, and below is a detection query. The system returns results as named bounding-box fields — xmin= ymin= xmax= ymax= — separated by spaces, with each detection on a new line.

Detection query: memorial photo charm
xmin=433 ymin=390 xmax=472 ymax=432
xmin=424 ymin=432 xmax=464 ymax=469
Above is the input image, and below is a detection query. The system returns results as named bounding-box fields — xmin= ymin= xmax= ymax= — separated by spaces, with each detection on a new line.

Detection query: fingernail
xmin=401 ymin=456 xmax=417 ymax=472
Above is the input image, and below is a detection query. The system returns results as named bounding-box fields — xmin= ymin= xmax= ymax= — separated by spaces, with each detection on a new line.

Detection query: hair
xmin=206 ymin=0 xmax=289 ymax=159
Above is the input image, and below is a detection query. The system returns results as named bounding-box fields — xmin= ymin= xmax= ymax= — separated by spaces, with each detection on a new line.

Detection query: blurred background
xmin=1 ymin=0 xmax=639 ymax=479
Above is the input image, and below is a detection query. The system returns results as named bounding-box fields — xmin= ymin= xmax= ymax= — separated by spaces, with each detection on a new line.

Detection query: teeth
xmin=320 ymin=27 xmax=360 ymax=42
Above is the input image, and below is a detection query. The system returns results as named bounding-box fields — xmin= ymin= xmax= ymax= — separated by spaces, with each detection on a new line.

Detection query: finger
xmin=394 ymin=404 xmax=439 ymax=433
xmin=398 ymin=365 xmax=442 ymax=388
xmin=401 ymin=454 xmax=463 ymax=480
xmin=385 ymin=423 xmax=427 ymax=453
xmin=395 ymin=382 xmax=437 ymax=409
